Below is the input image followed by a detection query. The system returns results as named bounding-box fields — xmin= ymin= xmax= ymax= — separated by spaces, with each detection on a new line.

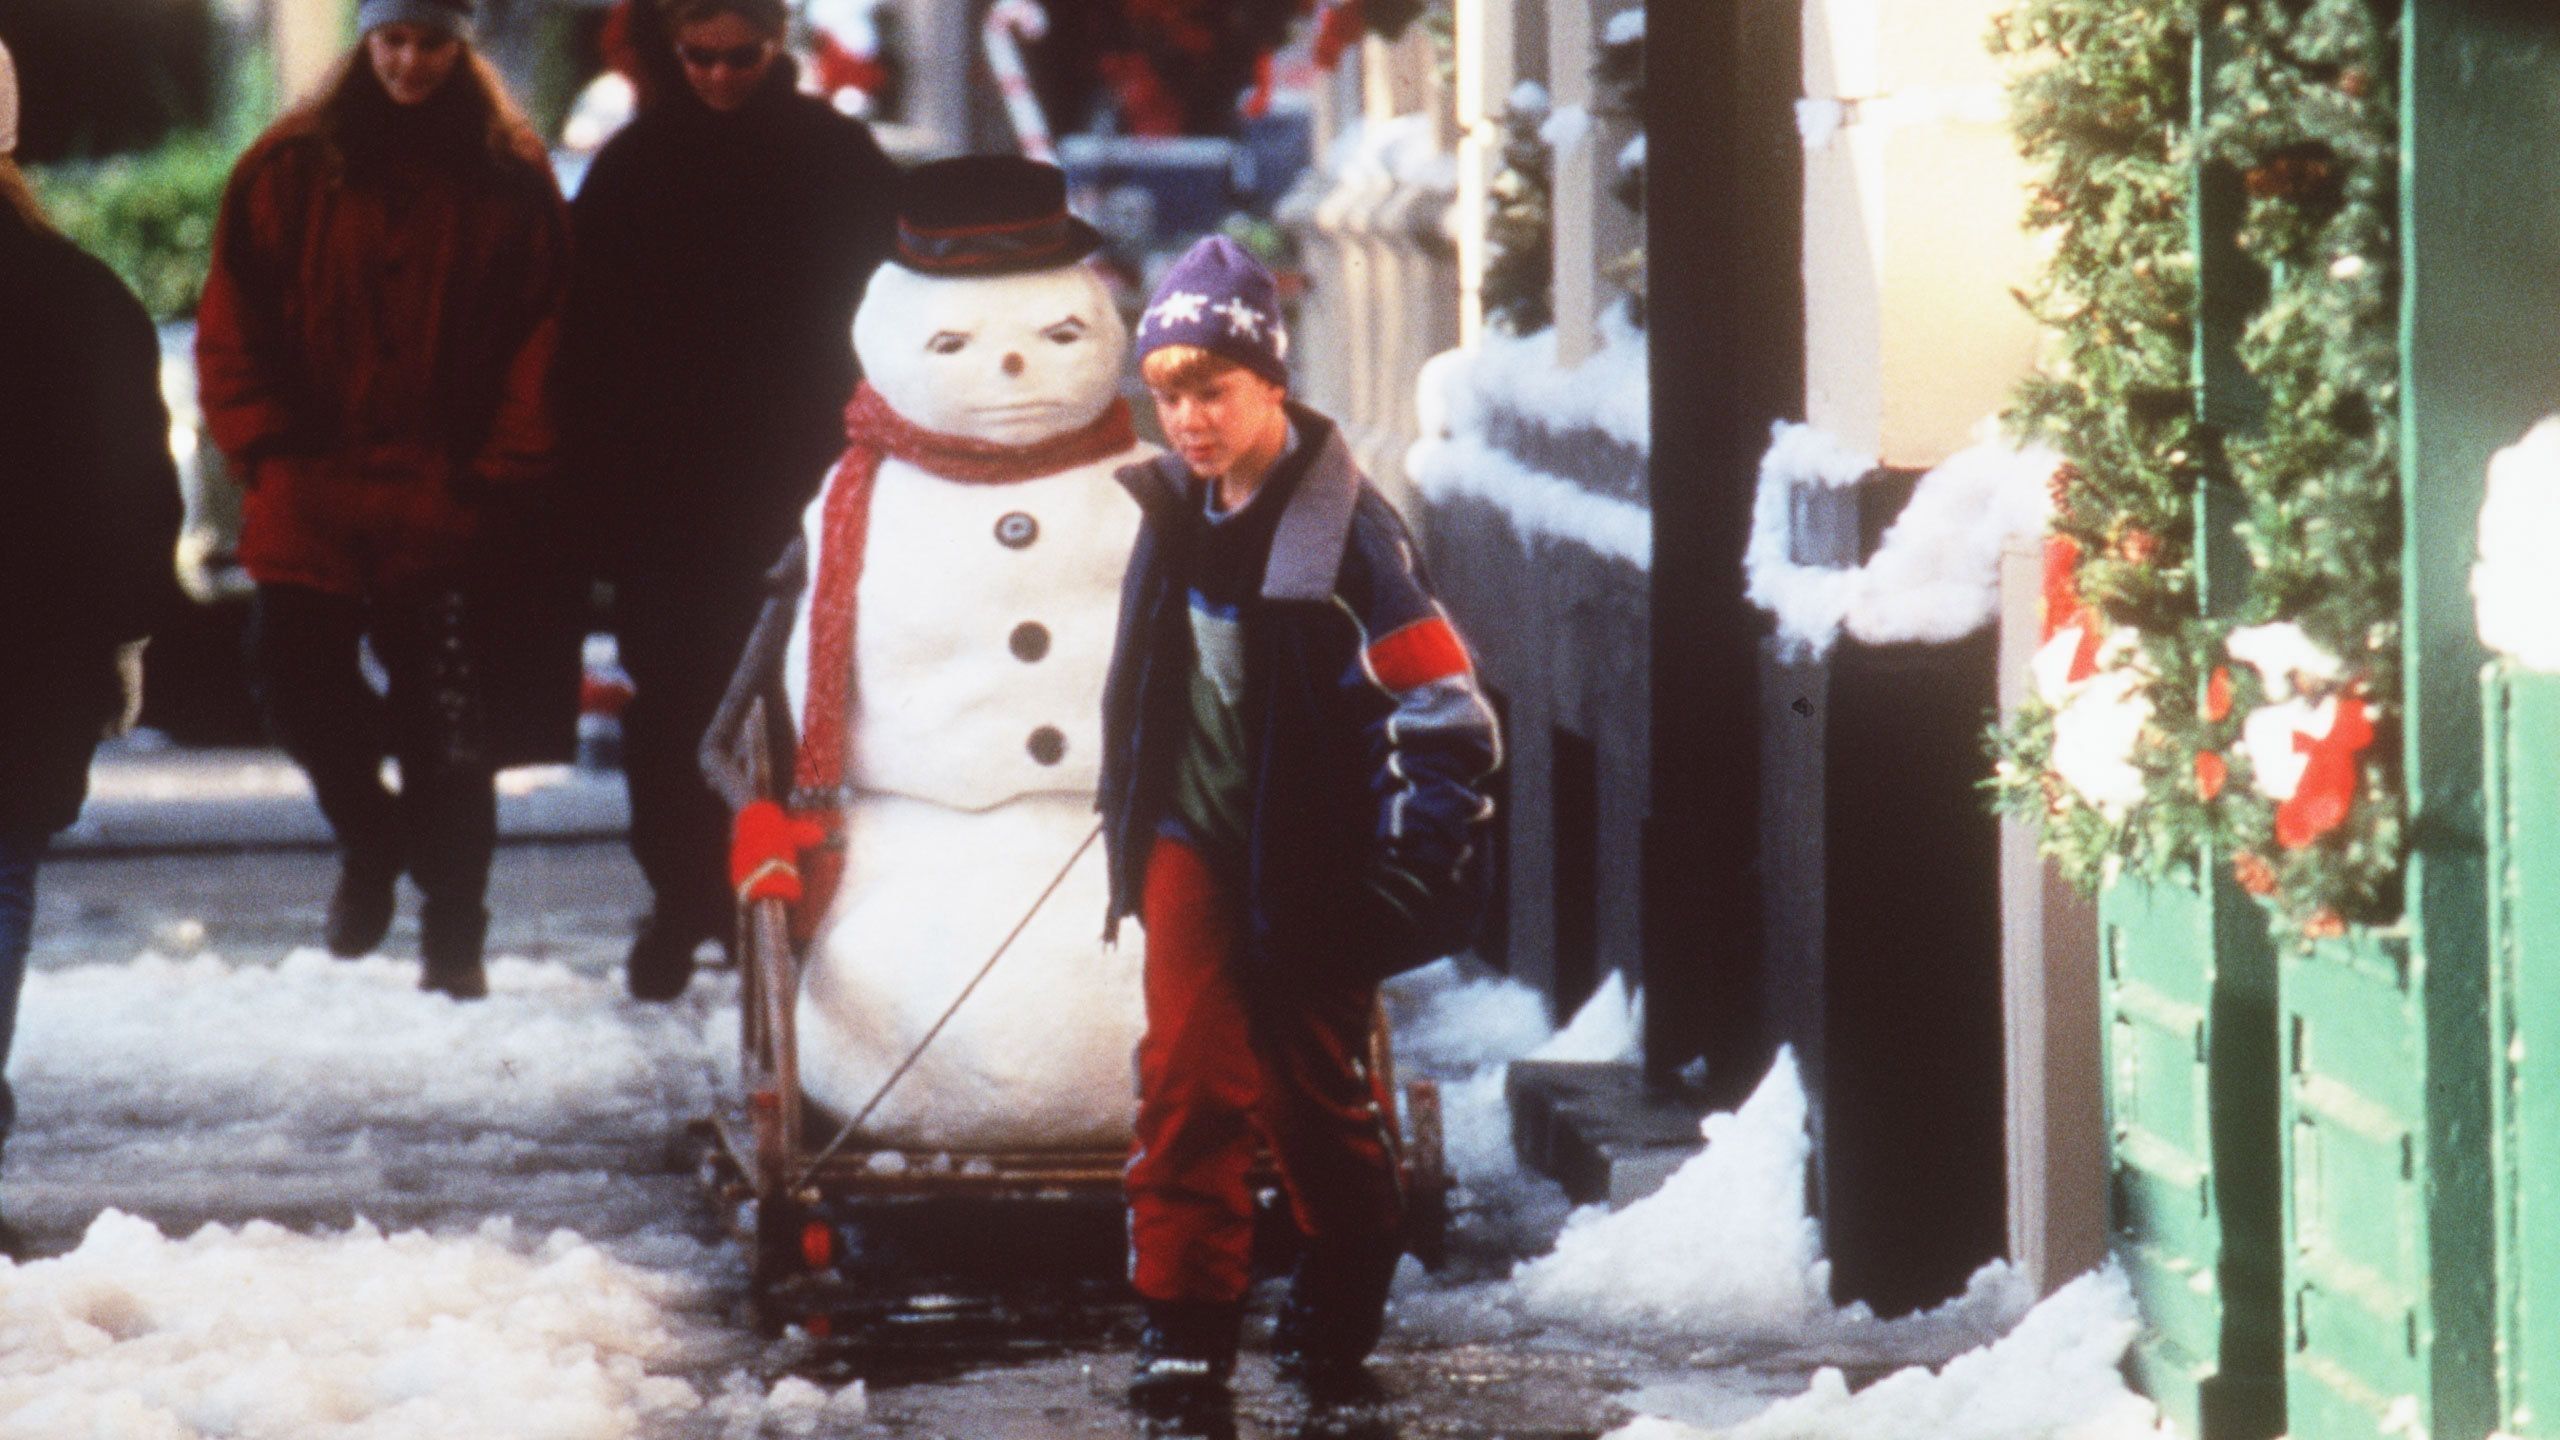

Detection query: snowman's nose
xmin=1003 ymin=353 xmax=1026 ymax=377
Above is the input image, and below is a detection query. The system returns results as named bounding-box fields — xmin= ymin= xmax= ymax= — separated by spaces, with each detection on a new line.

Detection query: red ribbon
xmin=2275 ymin=694 xmax=2376 ymax=851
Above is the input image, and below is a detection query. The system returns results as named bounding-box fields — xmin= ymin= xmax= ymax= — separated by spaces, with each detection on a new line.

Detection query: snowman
xmin=777 ymin=157 xmax=1154 ymax=1151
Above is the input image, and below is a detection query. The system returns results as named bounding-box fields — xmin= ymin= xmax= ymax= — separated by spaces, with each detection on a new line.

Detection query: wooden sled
xmin=695 ymin=549 xmax=1450 ymax=1292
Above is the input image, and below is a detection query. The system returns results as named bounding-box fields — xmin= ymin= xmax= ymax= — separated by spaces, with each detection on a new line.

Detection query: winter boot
xmin=324 ymin=851 xmax=401 ymax=959
xmin=1273 ymin=1232 xmax=1406 ymax=1387
xmin=1130 ymin=1299 xmax=1242 ymax=1406
xmin=625 ymin=912 xmax=708 ymax=1002
xmin=419 ymin=899 xmax=489 ymax=1000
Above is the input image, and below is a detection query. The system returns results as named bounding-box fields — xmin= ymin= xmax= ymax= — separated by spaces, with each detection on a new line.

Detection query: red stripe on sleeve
xmin=1367 ymin=616 xmax=1471 ymax=691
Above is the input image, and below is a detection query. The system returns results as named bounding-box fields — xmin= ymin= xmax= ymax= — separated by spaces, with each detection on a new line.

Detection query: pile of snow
xmin=1380 ymin=964 xmax=1641 ymax=1273
xmin=1603 ymin=1267 xmax=2161 ymax=1440
xmin=0 ymin=1209 xmax=858 ymax=1440
xmin=1510 ymin=1049 xmax=2028 ymax=1365
xmin=1513 ymin=1048 xmax=1828 ymax=1343
xmin=11 ymin=950 xmax=714 ymax=1142
xmin=1745 ymin=422 xmax=2057 ymax=661
xmin=2475 ymin=417 xmax=2560 ymax=671
xmin=1408 ymin=306 xmax=1652 ymax=568
xmin=5 ymin=949 xmax=723 ymax=1244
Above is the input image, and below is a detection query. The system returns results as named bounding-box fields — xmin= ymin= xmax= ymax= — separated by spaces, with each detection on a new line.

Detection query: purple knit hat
xmin=1135 ymin=235 xmax=1290 ymax=388
xmin=357 ymin=0 xmax=476 ymax=39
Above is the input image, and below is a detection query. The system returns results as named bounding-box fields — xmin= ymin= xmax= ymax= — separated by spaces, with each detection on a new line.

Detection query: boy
xmin=1099 ymin=236 xmax=1502 ymax=1398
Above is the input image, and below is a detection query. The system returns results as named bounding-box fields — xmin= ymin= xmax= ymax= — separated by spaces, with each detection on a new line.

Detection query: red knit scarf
xmin=788 ymin=383 xmax=1137 ymax=933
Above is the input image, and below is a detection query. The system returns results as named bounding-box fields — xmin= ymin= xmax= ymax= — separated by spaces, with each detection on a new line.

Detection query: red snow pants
xmin=1126 ymin=836 xmax=1405 ymax=1305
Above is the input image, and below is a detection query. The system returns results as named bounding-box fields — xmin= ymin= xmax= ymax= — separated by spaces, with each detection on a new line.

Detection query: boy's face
xmin=1148 ymin=366 xmax=1288 ymax=483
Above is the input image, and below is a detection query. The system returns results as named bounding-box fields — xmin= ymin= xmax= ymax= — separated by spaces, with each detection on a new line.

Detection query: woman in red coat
xmin=196 ymin=0 xmax=569 ymax=999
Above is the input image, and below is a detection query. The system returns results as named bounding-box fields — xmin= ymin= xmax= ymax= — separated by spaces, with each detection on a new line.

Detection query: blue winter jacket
xmin=1099 ymin=405 xmax=1503 ymax=983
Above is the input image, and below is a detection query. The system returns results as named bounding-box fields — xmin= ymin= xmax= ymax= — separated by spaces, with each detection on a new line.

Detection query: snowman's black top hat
xmin=894 ymin=155 xmax=1105 ymax=277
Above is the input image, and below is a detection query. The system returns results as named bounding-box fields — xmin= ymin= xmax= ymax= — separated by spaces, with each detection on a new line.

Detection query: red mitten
xmin=731 ymin=800 xmax=829 ymax=904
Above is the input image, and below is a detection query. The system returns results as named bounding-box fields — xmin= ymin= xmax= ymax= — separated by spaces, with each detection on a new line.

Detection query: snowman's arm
xmin=699 ymin=538 xmax=809 ymax=811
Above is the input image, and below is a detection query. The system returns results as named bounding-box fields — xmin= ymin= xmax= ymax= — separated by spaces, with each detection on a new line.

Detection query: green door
xmin=2101 ymin=873 xmax=2284 ymax=1439
xmin=2489 ymin=669 xmax=2560 ymax=1436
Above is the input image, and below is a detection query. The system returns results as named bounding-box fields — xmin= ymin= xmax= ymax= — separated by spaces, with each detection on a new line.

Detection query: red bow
xmin=2042 ymin=535 xmax=2105 ymax=683
xmin=2275 ymin=695 xmax=2376 ymax=850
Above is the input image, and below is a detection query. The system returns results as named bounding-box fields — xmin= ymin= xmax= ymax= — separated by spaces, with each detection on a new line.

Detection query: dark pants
xmin=0 ymin=829 xmax=40 ymax=1154
xmin=249 ymin=583 xmax=496 ymax=908
xmin=615 ymin=571 xmax=765 ymax=940
xmin=1126 ymin=836 xmax=1405 ymax=1305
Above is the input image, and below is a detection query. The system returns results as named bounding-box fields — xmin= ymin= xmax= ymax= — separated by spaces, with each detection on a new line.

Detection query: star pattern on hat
xmin=1141 ymin=291 xmax=1210 ymax=334
xmin=1213 ymin=297 xmax=1268 ymax=341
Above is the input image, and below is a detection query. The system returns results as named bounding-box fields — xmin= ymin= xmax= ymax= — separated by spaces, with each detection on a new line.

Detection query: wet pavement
xmin=15 ymin=813 xmax=1697 ymax=1438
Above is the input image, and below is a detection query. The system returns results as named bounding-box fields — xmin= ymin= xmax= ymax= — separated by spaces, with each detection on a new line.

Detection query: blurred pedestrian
xmin=561 ymin=0 xmax=899 ymax=1001
xmin=0 ymin=33 xmax=185 ymax=1254
xmin=196 ymin=0 xmax=571 ymax=999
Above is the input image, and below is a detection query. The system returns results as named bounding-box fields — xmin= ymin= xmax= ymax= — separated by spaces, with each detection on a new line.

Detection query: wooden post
xmin=1547 ymin=0 xmax=1638 ymax=367
xmin=1996 ymin=543 xmax=2106 ymax=1298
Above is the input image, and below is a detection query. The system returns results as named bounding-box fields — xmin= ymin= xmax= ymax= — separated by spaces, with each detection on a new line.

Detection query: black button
xmin=995 ymin=512 xmax=1040 ymax=549
xmin=1027 ymin=726 xmax=1066 ymax=765
xmin=1010 ymin=622 xmax=1051 ymax=662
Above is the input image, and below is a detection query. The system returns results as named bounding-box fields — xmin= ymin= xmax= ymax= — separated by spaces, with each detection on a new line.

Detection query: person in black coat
xmin=561 ymin=0 xmax=899 ymax=1001
xmin=0 ymin=37 xmax=185 ymax=1256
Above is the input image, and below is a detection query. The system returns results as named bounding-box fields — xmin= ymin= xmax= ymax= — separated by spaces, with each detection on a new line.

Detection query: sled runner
xmin=697 ymin=564 xmax=1451 ymax=1291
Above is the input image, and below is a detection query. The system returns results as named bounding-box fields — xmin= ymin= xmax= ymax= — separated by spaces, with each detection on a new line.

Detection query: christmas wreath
xmin=1989 ymin=0 xmax=2404 ymax=935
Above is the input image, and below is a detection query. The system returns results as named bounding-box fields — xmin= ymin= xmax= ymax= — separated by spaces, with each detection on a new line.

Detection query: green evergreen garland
xmin=1482 ymin=87 xmax=1555 ymax=334
xmin=1988 ymin=0 xmax=2406 ymax=934
xmin=1987 ymin=0 xmax=2215 ymax=881
xmin=2202 ymin=0 xmax=2404 ymax=926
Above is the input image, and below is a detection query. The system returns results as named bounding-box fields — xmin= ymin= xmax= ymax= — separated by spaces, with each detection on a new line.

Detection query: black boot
xmin=625 ymin=912 xmax=709 ymax=1002
xmin=324 ymin=851 xmax=400 ymax=959
xmin=1131 ymin=1298 xmax=1242 ymax=1405
xmin=1273 ymin=1233 xmax=1405 ymax=1387
xmin=420 ymin=899 xmax=489 ymax=1000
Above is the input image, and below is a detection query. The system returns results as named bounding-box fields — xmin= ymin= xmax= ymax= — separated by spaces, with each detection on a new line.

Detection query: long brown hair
xmin=0 ymin=158 xmax=49 ymax=234
xmin=286 ymin=43 xmax=547 ymax=182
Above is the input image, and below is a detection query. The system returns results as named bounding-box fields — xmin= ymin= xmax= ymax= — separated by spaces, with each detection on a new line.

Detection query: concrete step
xmin=1506 ymin=1059 xmax=1706 ymax=1209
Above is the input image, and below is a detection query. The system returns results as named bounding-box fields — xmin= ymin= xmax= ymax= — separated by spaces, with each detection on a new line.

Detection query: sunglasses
xmin=679 ymin=42 xmax=771 ymax=71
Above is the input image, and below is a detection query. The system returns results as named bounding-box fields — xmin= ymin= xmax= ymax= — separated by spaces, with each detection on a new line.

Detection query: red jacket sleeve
xmin=194 ymin=140 xmax=310 ymax=467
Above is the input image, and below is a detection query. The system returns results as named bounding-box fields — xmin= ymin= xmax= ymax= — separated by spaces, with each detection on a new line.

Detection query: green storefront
xmin=2009 ymin=1 xmax=2560 ymax=1436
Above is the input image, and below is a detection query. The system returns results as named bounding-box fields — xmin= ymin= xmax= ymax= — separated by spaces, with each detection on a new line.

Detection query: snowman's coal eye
xmin=1043 ymin=319 xmax=1087 ymax=346
xmin=927 ymin=332 xmax=969 ymax=355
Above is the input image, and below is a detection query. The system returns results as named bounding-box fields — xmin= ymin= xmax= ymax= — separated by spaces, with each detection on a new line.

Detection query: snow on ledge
xmin=1745 ymin=421 xmax=2056 ymax=660
xmin=1451 ymin=307 xmax=1651 ymax=454
xmin=2476 ymin=416 xmax=2560 ymax=672
xmin=1412 ymin=433 xmax=1650 ymax=570
xmin=1410 ymin=321 xmax=1653 ymax=569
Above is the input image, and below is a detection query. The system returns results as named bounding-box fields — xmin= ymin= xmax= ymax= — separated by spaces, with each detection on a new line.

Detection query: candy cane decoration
xmin=982 ymin=0 xmax=1056 ymax=164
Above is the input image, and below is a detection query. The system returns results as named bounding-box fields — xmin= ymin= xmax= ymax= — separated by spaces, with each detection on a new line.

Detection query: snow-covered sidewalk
xmin=1384 ymin=961 xmax=2168 ymax=1439
xmin=0 ymin=944 xmax=859 ymax=1439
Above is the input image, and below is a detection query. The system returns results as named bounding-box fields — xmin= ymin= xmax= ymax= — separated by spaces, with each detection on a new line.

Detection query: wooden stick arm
xmin=700 ymin=538 xmax=808 ymax=814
